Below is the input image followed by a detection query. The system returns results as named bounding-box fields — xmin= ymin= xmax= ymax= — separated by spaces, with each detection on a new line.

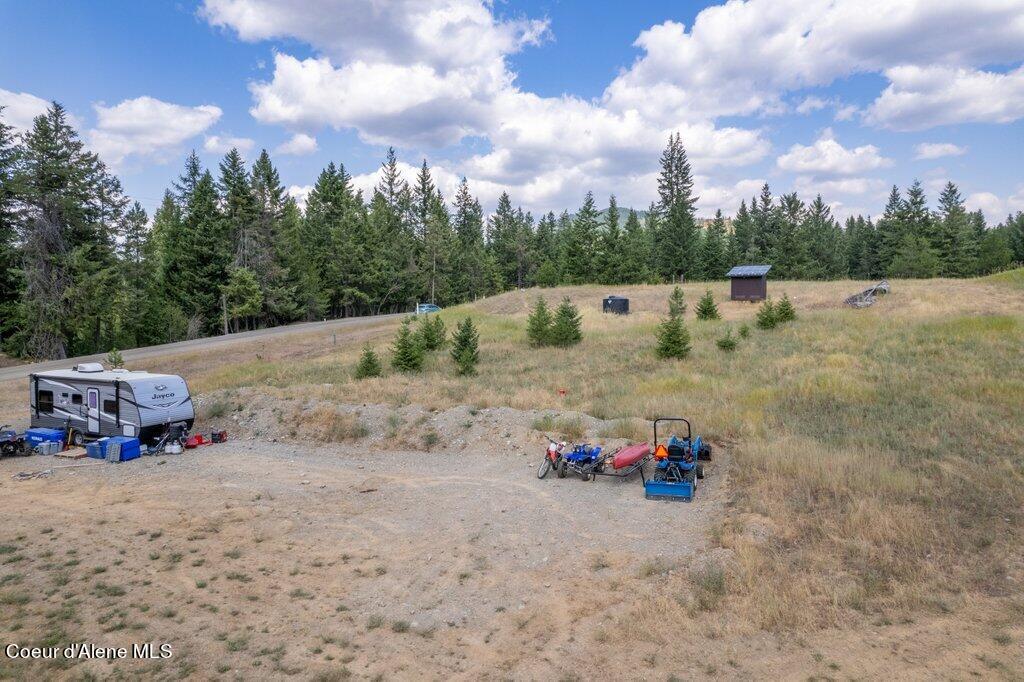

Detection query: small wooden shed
xmin=726 ymin=265 xmax=771 ymax=301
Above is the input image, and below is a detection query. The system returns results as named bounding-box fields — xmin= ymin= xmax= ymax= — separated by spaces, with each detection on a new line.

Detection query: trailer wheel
xmin=579 ymin=470 xmax=591 ymax=482
xmin=537 ymin=458 xmax=552 ymax=479
xmin=71 ymin=431 xmax=84 ymax=447
xmin=557 ymin=460 xmax=567 ymax=478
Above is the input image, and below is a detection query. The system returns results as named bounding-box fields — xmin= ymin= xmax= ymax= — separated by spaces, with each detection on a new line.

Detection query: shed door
xmin=87 ymin=388 xmax=100 ymax=434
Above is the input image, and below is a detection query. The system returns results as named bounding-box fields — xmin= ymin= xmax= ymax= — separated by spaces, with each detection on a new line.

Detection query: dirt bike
xmin=536 ymin=436 xmax=566 ymax=479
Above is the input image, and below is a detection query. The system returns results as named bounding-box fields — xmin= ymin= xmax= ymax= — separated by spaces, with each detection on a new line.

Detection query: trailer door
xmin=87 ymin=388 xmax=100 ymax=434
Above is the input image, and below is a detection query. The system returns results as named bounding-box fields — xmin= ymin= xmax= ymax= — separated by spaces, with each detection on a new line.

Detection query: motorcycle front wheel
xmin=537 ymin=457 xmax=552 ymax=479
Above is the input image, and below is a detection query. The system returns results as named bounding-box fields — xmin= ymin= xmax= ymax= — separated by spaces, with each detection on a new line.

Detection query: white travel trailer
xmin=30 ymin=363 xmax=195 ymax=445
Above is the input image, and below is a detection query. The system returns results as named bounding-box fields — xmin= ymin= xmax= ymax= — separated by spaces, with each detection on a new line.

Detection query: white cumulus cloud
xmin=275 ymin=132 xmax=318 ymax=156
xmin=89 ymin=96 xmax=222 ymax=166
xmin=203 ymin=134 xmax=255 ymax=155
xmin=777 ymin=130 xmax=891 ymax=177
xmin=914 ymin=142 xmax=967 ymax=160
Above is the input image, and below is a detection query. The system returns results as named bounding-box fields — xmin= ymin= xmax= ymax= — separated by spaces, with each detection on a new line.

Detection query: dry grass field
xmin=0 ymin=271 xmax=1022 ymax=679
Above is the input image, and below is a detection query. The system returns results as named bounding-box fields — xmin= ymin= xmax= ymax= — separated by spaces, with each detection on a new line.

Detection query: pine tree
xmin=416 ymin=314 xmax=446 ymax=351
xmin=976 ymin=229 xmax=1013 ymax=274
xmin=738 ymin=323 xmax=751 ymax=339
xmin=250 ymin=149 xmax=297 ymax=324
xmin=354 ymin=343 xmax=383 ymax=379
xmin=936 ymin=182 xmax=978 ymax=277
xmin=391 ymin=319 xmax=424 ymax=372
xmin=596 ymin=195 xmax=624 ymax=283
xmin=222 ymin=267 xmax=263 ymax=332
xmin=731 ymin=200 xmax=754 ymax=263
xmin=775 ymin=294 xmax=796 ymax=323
xmin=756 ymin=299 xmax=778 ymax=330
xmin=695 ymin=290 xmax=720 ymax=320
xmin=716 ymin=328 xmax=738 ymax=351
xmin=750 ymin=184 xmax=779 ymax=264
xmin=655 ymin=289 xmax=691 ymax=359
xmin=801 ymin=195 xmax=845 ymax=279
xmin=620 ymin=209 xmax=652 ymax=283
xmin=668 ymin=285 xmax=686 ymax=317
xmin=451 ymin=179 xmax=488 ymax=301
xmin=655 ymin=133 xmax=699 ymax=281
xmin=526 ymin=296 xmax=553 ymax=346
xmin=0 ymin=108 xmax=21 ymax=350
xmin=450 ymin=317 xmax=480 ymax=375
xmin=876 ymin=185 xmax=904 ymax=273
xmin=487 ymin=192 xmax=521 ymax=290
xmin=774 ymin=193 xmax=808 ymax=278
xmin=549 ymin=298 xmax=583 ymax=347
xmin=1006 ymin=212 xmax=1024 ymax=263
xmin=700 ymin=210 xmax=729 ymax=279
xmin=563 ymin=192 xmax=600 ymax=283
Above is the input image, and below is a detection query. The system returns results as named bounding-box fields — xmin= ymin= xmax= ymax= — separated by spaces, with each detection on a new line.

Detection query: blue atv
xmin=557 ymin=443 xmax=604 ymax=481
xmin=645 ymin=417 xmax=712 ymax=501
xmin=1 ymin=425 xmax=27 ymax=457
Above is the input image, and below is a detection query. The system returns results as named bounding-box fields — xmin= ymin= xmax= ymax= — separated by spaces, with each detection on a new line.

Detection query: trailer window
xmin=103 ymin=399 xmax=117 ymax=414
xmin=37 ymin=390 xmax=54 ymax=413
xmin=72 ymin=394 xmax=82 ymax=405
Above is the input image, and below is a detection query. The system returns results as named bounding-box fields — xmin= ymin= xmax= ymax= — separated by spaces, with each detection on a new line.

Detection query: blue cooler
xmin=25 ymin=428 xmax=65 ymax=448
xmin=86 ymin=437 xmax=110 ymax=459
xmin=108 ymin=436 xmax=141 ymax=462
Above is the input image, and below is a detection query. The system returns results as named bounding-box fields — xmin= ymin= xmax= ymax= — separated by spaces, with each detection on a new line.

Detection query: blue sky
xmin=2 ymin=0 xmax=1022 ymax=221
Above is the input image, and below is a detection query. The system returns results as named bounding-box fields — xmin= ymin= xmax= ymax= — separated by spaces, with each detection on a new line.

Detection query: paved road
xmin=0 ymin=313 xmax=403 ymax=382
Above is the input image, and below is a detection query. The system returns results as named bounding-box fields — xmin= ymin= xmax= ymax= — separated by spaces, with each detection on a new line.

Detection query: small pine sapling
xmin=695 ymin=290 xmax=720 ymax=320
xmin=526 ymin=297 xmax=553 ymax=346
xmin=656 ymin=313 xmax=691 ymax=359
xmin=106 ymin=348 xmax=124 ymax=368
xmin=416 ymin=314 xmax=446 ymax=351
xmin=716 ymin=328 xmax=738 ymax=351
xmin=354 ymin=343 xmax=383 ymax=379
xmin=549 ymin=297 xmax=583 ymax=347
xmin=450 ymin=317 xmax=480 ymax=376
xmin=775 ymin=294 xmax=796 ymax=323
xmin=738 ymin=323 xmax=751 ymax=339
xmin=756 ymin=299 xmax=778 ymax=330
xmin=391 ymin=319 xmax=425 ymax=372
xmin=667 ymin=286 xmax=687 ymax=317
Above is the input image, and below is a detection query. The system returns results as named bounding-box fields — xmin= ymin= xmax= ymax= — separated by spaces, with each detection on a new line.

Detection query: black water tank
xmin=603 ymin=296 xmax=629 ymax=315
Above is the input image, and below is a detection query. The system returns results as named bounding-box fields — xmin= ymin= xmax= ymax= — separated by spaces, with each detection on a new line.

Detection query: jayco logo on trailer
xmin=152 ymin=384 xmax=176 ymax=399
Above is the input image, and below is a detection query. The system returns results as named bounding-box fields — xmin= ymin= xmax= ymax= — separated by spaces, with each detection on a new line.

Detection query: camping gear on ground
xmin=644 ymin=418 xmax=712 ymax=502
xmin=86 ymin=437 xmax=111 ymax=460
xmin=845 ymin=280 xmax=890 ymax=308
xmin=55 ymin=447 xmax=88 ymax=460
xmin=29 ymin=364 xmax=195 ymax=445
xmin=602 ymin=295 xmax=630 ymax=315
xmin=105 ymin=436 xmax=141 ymax=462
xmin=35 ymin=441 xmax=62 ymax=455
xmin=210 ymin=430 xmax=228 ymax=443
xmin=185 ymin=433 xmax=209 ymax=449
xmin=151 ymin=421 xmax=189 ymax=454
xmin=1 ymin=425 xmax=27 ymax=457
xmin=25 ymin=427 xmax=65 ymax=450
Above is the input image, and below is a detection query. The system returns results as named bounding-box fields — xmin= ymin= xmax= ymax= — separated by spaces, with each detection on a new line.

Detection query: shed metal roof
xmin=726 ymin=265 xmax=771 ymax=278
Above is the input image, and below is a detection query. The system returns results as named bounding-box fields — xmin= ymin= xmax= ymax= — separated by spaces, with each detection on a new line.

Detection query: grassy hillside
xmin=146 ymin=275 xmax=1024 ymax=633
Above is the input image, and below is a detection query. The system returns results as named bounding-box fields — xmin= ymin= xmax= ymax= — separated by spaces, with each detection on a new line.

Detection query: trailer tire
xmin=537 ymin=458 xmax=552 ymax=479
xmin=71 ymin=431 xmax=84 ymax=447
xmin=579 ymin=470 xmax=591 ymax=482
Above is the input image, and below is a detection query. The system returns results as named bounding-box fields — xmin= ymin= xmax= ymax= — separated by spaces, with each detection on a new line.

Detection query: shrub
xmin=716 ymin=328 xmax=738 ymax=351
xmin=738 ymin=323 xmax=751 ymax=339
xmin=417 ymin=315 xmax=446 ymax=350
xmin=106 ymin=348 xmax=124 ymax=368
xmin=526 ymin=297 xmax=553 ymax=346
xmin=755 ymin=299 xmax=778 ymax=330
xmin=449 ymin=317 xmax=480 ymax=376
xmin=549 ymin=298 xmax=583 ymax=347
xmin=391 ymin=319 xmax=424 ymax=372
xmin=668 ymin=286 xmax=687 ymax=317
xmin=353 ymin=343 xmax=382 ymax=379
xmin=695 ymin=290 xmax=720 ymax=320
xmin=775 ymin=293 xmax=796 ymax=323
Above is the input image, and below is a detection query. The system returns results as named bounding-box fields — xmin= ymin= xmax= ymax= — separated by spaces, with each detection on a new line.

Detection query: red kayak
xmin=613 ymin=442 xmax=650 ymax=470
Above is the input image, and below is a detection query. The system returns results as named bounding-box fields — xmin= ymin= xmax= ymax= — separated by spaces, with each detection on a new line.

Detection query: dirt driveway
xmin=0 ymin=439 xmax=725 ymax=680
